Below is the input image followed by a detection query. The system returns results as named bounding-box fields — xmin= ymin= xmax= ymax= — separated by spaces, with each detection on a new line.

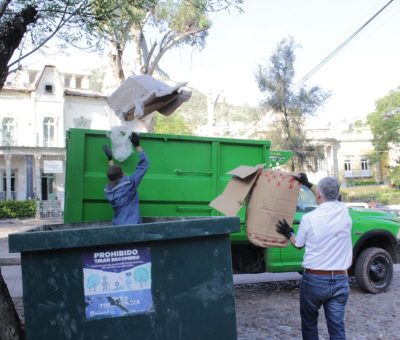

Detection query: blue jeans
xmin=300 ymin=273 xmax=349 ymax=340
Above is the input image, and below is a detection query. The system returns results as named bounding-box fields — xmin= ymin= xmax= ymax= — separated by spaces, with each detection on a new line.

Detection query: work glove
xmin=294 ymin=172 xmax=313 ymax=189
xmin=129 ymin=132 xmax=140 ymax=147
xmin=102 ymin=145 xmax=113 ymax=161
xmin=276 ymin=219 xmax=294 ymax=240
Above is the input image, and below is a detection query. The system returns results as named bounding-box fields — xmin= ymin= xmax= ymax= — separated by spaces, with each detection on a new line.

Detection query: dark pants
xmin=300 ymin=273 xmax=349 ymax=340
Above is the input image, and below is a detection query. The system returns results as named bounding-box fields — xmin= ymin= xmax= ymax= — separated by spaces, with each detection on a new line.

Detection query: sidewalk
xmin=0 ymin=218 xmax=62 ymax=298
xmin=0 ymin=218 xmax=62 ymax=266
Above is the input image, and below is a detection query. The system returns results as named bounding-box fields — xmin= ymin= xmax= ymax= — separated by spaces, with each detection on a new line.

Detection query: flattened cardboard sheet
xmin=246 ymin=169 xmax=300 ymax=248
xmin=209 ymin=165 xmax=263 ymax=216
xmin=226 ymin=165 xmax=263 ymax=179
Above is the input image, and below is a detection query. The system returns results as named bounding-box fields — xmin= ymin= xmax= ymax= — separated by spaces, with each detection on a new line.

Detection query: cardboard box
xmin=107 ymin=75 xmax=191 ymax=121
xmin=210 ymin=166 xmax=300 ymax=248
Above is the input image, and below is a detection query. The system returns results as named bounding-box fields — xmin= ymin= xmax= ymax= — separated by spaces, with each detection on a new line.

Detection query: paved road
xmin=0 ymin=218 xmax=62 ymax=297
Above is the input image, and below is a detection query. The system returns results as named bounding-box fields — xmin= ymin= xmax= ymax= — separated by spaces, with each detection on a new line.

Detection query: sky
xmin=158 ymin=0 xmax=400 ymax=123
xmin=26 ymin=0 xmax=400 ymax=124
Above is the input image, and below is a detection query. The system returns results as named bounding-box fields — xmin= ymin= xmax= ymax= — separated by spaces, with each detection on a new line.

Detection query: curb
xmin=0 ymin=257 xmax=21 ymax=266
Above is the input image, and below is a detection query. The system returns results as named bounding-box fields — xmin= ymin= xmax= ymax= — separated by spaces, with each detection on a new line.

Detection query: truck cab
xmin=231 ymin=185 xmax=400 ymax=294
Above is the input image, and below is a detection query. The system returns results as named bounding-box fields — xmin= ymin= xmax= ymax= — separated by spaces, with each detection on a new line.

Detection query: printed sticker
xmin=82 ymin=246 xmax=153 ymax=320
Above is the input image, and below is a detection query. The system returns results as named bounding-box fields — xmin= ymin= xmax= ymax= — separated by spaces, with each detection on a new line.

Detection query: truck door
xmin=278 ymin=186 xmax=317 ymax=271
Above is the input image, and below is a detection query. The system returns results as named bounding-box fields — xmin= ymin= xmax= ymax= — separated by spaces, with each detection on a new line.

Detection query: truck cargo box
xmin=64 ymin=129 xmax=291 ymax=242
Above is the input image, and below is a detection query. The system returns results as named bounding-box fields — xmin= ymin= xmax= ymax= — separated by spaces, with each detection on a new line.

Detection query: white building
xmin=305 ymin=122 xmax=384 ymax=186
xmin=0 ymin=65 xmax=119 ymax=212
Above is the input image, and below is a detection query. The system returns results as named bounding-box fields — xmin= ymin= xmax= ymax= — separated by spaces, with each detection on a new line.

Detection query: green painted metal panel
xmin=9 ymin=217 xmax=240 ymax=340
xmin=64 ymin=130 xmax=86 ymax=223
xmin=64 ymin=129 xmax=274 ymax=231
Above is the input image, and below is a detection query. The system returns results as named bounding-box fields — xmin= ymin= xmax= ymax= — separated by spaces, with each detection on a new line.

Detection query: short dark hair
xmin=107 ymin=165 xmax=123 ymax=182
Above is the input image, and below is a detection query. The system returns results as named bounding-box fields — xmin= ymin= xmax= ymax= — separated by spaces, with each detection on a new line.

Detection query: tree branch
xmin=185 ymin=0 xmax=243 ymax=13
xmin=148 ymin=25 xmax=209 ymax=74
xmin=0 ymin=0 xmax=11 ymax=19
xmin=8 ymin=0 xmax=91 ymax=69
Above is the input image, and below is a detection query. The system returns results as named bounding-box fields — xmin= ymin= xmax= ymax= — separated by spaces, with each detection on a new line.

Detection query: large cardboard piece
xmin=107 ymin=75 xmax=191 ymax=121
xmin=246 ymin=169 xmax=300 ymax=248
xmin=209 ymin=165 xmax=263 ymax=216
xmin=210 ymin=167 xmax=300 ymax=248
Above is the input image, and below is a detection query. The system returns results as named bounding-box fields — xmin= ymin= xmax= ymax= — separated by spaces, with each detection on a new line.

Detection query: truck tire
xmin=354 ymin=247 xmax=393 ymax=294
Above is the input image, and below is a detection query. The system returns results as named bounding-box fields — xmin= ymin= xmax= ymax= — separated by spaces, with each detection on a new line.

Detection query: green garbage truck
xmin=64 ymin=129 xmax=400 ymax=294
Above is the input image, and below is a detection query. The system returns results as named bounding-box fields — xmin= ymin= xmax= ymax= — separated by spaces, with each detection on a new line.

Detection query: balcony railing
xmin=38 ymin=200 xmax=63 ymax=219
xmin=344 ymin=169 xmax=373 ymax=178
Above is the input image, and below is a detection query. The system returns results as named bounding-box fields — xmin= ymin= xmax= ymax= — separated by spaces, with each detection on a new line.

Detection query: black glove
xmin=102 ymin=145 xmax=113 ymax=161
xmin=276 ymin=219 xmax=294 ymax=240
xmin=129 ymin=132 xmax=140 ymax=147
xmin=294 ymin=172 xmax=313 ymax=189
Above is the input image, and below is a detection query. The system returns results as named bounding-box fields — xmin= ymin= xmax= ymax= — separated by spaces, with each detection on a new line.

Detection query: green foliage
xmin=99 ymin=0 xmax=243 ymax=75
xmin=255 ymin=36 xmax=330 ymax=171
xmin=346 ymin=179 xmax=378 ymax=187
xmin=1 ymin=0 xmax=153 ymax=74
xmin=89 ymin=68 xmax=106 ymax=92
xmin=341 ymin=185 xmax=400 ymax=205
xmin=367 ymin=88 xmax=400 ymax=162
xmin=341 ymin=189 xmax=400 ymax=205
xmin=0 ymin=200 xmax=36 ymax=219
xmin=345 ymin=119 xmax=368 ymax=133
xmin=388 ymin=162 xmax=400 ymax=187
xmin=154 ymin=112 xmax=193 ymax=135
xmin=173 ymin=88 xmax=208 ymax=125
xmin=172 ymin=87 xmax=262 ymax=135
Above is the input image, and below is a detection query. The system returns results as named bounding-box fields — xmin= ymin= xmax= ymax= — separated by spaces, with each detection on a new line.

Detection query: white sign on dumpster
xmin=82 ymin=245 xmax=153 ymax=320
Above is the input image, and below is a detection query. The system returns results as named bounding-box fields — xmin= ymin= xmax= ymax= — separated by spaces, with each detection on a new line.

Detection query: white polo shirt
xmin=295 ymin=200 xmax=352 ymax=270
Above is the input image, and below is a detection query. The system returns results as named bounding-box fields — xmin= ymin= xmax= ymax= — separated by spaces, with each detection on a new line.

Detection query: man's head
xmin=316 ymin=176 xmax=340 ymax=203
xmin=107 ymin=165 xmax=123 ymax=183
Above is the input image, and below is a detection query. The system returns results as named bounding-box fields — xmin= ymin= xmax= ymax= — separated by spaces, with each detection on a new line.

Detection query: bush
xmin=0 ymin=200 xmax=36 ymax=219
xmin=341 ymin=186 xmax=400 ymax=205
xmin=346 ymin=179 xmax=378 ymax=186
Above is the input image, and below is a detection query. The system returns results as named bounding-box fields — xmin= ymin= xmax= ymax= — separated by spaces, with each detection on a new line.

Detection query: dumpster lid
xmin=8 ymin=217 xmax=240 ymax=253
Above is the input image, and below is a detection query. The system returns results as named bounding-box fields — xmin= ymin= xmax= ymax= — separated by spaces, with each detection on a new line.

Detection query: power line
xmin=294 ymin=0 xmax=396 ymax=91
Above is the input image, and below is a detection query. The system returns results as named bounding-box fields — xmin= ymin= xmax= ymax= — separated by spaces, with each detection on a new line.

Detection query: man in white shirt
xmin=276 ymin=175 xmax=352 ymax=340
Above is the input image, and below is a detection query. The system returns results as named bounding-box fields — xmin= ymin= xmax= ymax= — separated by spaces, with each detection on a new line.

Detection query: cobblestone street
xmin=235 ymin=267 xmax=400 ymax=340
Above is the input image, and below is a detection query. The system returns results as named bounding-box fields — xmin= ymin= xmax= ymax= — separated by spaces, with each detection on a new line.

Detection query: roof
xmin=64 ymin=88 xmax=106 ymax=99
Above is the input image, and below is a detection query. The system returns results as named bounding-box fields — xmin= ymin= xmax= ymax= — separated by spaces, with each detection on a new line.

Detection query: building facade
xmin=305 ymin=124 xmax=385 ymax=186
xmin=0 ymin=65 xmax=119 ymax=212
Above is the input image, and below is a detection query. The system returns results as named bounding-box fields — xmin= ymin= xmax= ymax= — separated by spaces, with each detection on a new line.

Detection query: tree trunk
xmin=0 ymin=5 xmax=38 ymax=88
xmin=0 ymin=5 xmax=38 ymax=339
xmin=108 ymin=41 xmax=125 ymax=86
xmin=0 ymin=268 xmax=24 ymax=340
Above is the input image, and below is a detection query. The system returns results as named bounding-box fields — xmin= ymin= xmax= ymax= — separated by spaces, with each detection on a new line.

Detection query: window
xmin=64 ymin=75 xmax=71 ymax=87
xmin=45 ymin=84 xmax=53 ymax=93
xmin=297 ymin=186 xmax=317 ymax=212
xmin=75 ymin=76 xmax=82 ymax=88
xmin=29 ymin=71 xmax=37 ymax=84
xmin=361 ymin=159 xmax=368 ymax=170
xmin=43 ymin=117 xmax=55 ymax=146
xmin=2 ymin=171 xmax=16 ymax=200
xmin=2 ymin=118 xmax=15 ymax=146
xmin=344 ymin=160 xmax=351 ymax=171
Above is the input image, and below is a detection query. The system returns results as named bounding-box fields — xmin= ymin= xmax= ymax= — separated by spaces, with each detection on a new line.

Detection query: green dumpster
xmin=8 ymin=216 xmax=240 ymax=340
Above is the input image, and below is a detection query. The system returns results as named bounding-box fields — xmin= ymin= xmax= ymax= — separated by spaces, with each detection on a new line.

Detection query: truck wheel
xmin=354 ymin=247 xmax=393 ymax=294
